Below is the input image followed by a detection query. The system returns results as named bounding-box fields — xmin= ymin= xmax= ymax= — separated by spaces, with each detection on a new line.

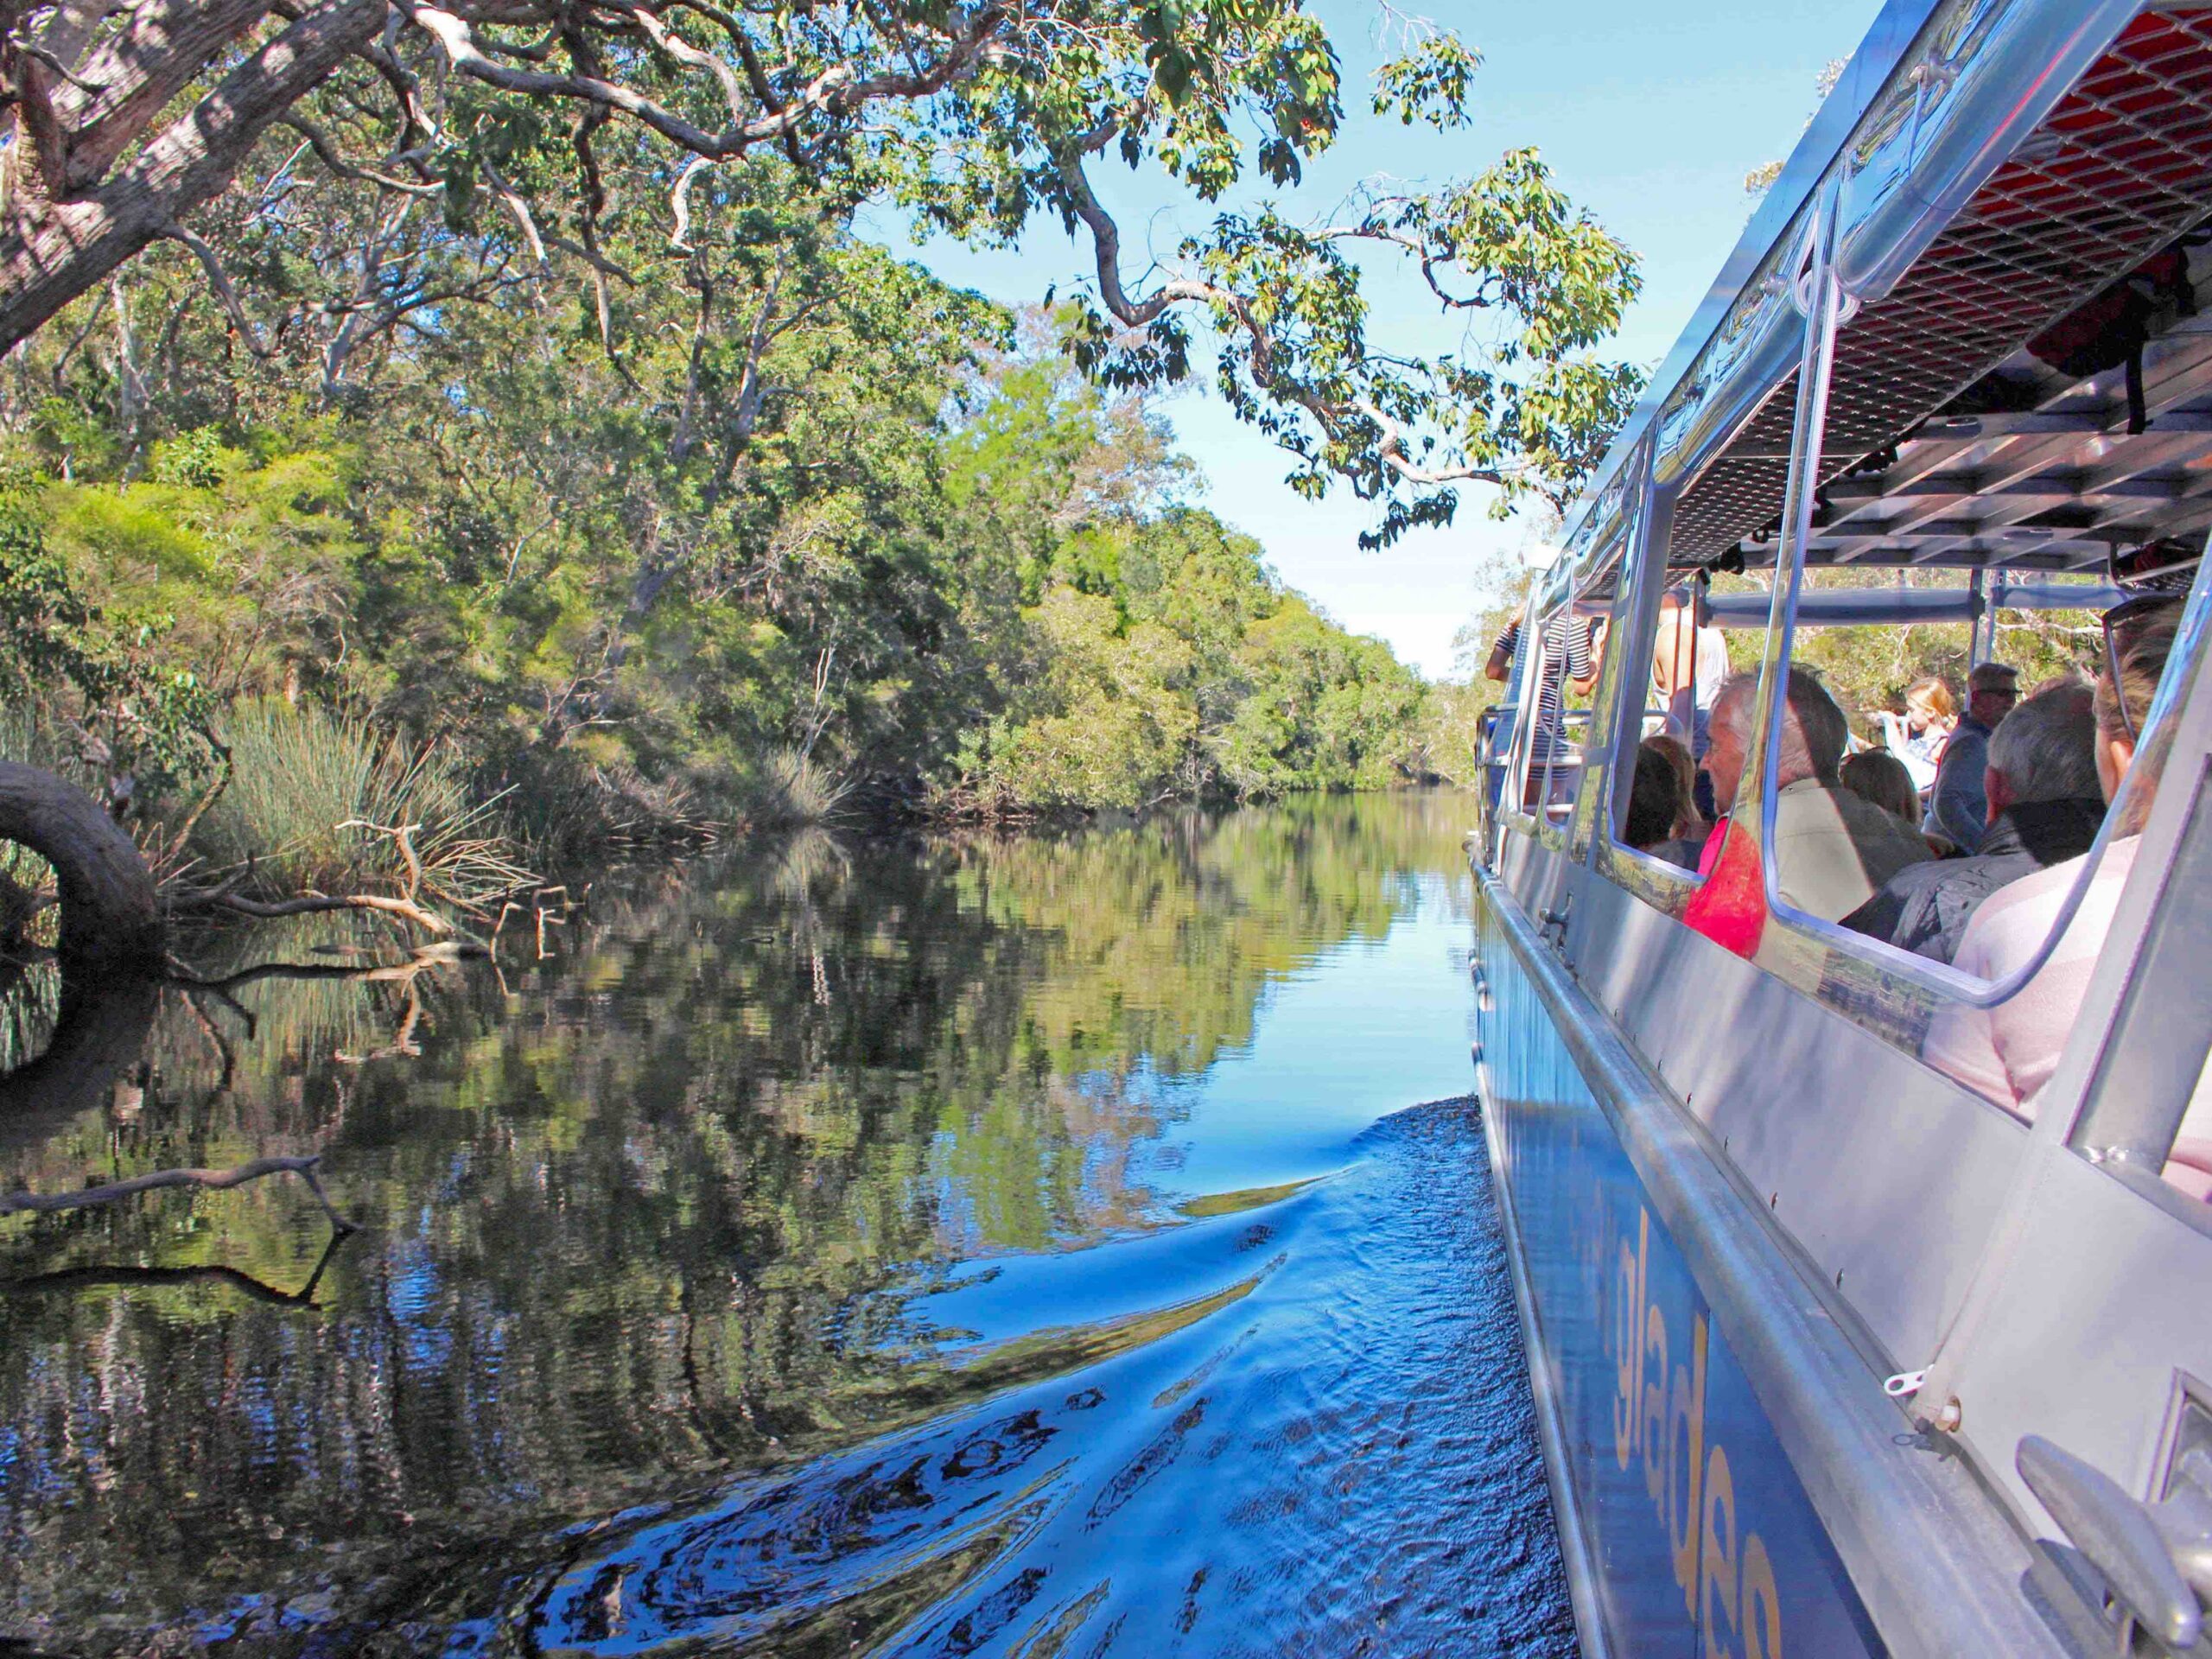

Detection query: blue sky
xmin=864 ymin=2 xmax=1879 ymax=679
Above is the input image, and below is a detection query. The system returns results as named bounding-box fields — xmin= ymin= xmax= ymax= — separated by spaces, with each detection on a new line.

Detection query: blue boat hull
xmin=1475 ymin=885 xmax=1887 ymax=1659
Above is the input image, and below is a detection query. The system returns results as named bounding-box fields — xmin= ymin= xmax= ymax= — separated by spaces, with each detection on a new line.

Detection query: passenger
xmin=1923 ymin=662 xmax=2020 ymax=851
xmin=1838 ymin=749 xmax=1923 ymax=831
xmin=1650 ymin=585 xmax=1730 ymax=818
xmin=1700 ymin=667 xmax=1933 ymax=920
xmin=1843 ymin=679 xmax=2103 ymax=962
xmin=1624 ymin=745 xmax=1679 ymax=852
xmin=1640 ymin=733 xmax=1704 ymax=841
xmin=1875 ymin=676 xmax=1957 ymax=795
xmin=1923 ymin=616 xmax=2177 ymax=1112
xmin=1486 ymin=598 xmax=1599 ymax=796
xmin=1626 ymin=740 xmax=1703 ymax=870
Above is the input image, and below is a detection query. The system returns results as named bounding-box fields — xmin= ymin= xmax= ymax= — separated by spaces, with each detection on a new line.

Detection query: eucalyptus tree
xmin=0 ymin=1 xmax=1643 ymax=541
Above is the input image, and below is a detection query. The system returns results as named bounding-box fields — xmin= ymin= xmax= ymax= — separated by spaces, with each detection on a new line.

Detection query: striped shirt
xmin=1495 ymin=611 xmax=1596 ymax=756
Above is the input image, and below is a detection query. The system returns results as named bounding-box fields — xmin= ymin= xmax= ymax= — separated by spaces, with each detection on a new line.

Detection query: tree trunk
xmin=0 ymin=760 xmax=161 ymax=963
xmin=0 ymin=0 xmax=381 ymax=357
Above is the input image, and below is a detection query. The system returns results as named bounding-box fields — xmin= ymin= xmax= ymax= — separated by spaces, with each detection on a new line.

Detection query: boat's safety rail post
xmin=1573 ymin=436 xmax=1664 ymax=877
xmin=1752 ymin=188 xmax=1852 ymax=909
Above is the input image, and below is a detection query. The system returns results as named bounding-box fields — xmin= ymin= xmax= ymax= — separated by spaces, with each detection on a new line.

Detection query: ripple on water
xmin=0 ymin=795 xmax=1569 ymax=1656
xmin=411 ymin=1099 xmax=1576 ymax=1657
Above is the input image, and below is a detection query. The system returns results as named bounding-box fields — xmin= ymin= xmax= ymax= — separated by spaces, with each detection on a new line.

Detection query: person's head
xmin=2094 ymin=610 xmax=2180 ymax=827
xmin=1966 ymin=661 xmax=2021 ymax=728
xmin=1625 ymin=744 xmax=1682 ymax=851
xmin=1839 ymin=749 xmax=1921 ymax=827
xmin=1904 ymin=676 xmax=1957 ymax=733
xmin=1982 ymin=677 xmax=2099 ymax=820
xmin=1707 ymin=666 xmax=1849 ymax=810
xmin=1641 ymin=733 xmax=1699 ymax=833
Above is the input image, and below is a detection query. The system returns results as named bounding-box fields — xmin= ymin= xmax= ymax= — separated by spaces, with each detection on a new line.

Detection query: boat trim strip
xmin=1474 ymin=863 xmax=2071 ymax=1657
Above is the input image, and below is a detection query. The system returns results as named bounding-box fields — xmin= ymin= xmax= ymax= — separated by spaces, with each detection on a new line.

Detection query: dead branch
xmin=339 ymin=817 xmax=423 ymax=900
xmin=188 ymin=888 xmax=453 ymax=935
xmin=164 ymin=818 xmax=478 ymax=938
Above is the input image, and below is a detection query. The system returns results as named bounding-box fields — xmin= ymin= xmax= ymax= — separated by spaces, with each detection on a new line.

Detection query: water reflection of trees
xmin=0 ymin=791 xmax=1471 ymax=1649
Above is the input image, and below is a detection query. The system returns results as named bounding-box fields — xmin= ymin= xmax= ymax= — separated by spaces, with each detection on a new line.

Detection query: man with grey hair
xmin=1703 ymin=664 xmax=1932 ymax=921
xmin=1844 ymin=677 xmax=2104 ymax=962
xmin=1924 ymin=660 xmax=2021 ymax=850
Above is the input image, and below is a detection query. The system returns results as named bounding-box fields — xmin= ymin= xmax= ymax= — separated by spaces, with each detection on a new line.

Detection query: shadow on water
xmin=0 ymin=791 xmax=1571 ymax=1656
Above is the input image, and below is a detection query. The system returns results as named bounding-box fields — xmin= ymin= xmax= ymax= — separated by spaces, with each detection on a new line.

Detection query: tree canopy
xmin=0 ymin=0 xmax=1643 ymax=543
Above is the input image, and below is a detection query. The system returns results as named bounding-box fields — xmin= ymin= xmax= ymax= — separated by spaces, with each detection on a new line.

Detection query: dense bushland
xmin=0 ymin=243 xmax=1442 ymax=872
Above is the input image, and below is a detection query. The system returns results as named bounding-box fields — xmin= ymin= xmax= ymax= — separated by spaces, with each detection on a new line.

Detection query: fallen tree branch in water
xmin=162 ymin=818 xmax=537 ymax=941
xmin=0 ymin=1154 xmax=356 ymax=1232
xmin=181 ymin=887 xmax=454 ymax=936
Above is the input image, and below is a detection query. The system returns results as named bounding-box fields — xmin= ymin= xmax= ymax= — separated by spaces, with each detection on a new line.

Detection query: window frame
xmin=1498 ymin=556 xmax=1592 ymax=855
xmin=1744 ymin=193 xmax=2208 ymax=1023
xmin=1588 ymin=442 xmax=1715 ymax=890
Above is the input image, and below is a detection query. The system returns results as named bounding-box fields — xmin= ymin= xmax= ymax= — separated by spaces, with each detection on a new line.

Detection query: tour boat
xmin=1471 ymin=3 xmax=2212 ymax=1654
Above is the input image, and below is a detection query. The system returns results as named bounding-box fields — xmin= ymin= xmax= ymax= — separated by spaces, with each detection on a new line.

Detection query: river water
xmin=0 ymin=791 xmax=1572 ymax=1656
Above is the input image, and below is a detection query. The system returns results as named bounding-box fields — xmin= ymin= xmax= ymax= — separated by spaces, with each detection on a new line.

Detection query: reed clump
xmin=753 ymin=747 xmax=855 ymax=829
xmin=193 ymin=701 xmax=535 ymax=912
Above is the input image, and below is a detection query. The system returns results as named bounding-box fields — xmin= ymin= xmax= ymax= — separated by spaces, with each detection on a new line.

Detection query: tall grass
xmin=194 ymin=701 xmax=534 ymax=910
xmin=753 ymin=747 xmax=854 ymax=828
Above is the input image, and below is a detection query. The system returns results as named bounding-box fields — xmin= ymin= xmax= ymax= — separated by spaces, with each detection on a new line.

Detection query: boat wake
xmin=374 ymin=1098 xmax=1573 ymax=1657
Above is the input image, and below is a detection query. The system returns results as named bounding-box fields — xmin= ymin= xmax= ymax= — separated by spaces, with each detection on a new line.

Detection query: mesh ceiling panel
xmin=1669 ymin=8 xmax=2212 ymax=567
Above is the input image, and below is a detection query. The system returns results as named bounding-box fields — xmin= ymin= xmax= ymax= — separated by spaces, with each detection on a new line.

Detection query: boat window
xmin=1626 ymin=184 xmax=2212 ymax=1169
xmin=1601 ymin=571 xmax=1733 ymax=876
xmin=1497 ymin=575 xmax=1601 ymax=838
xmin=1594 ymin=375 xmax=1800 ymax=897
xmin=1561 ymin=539 xmax=1635 ymax=859
xmin=1742 ymin=515 xmax=2207 ymax=1155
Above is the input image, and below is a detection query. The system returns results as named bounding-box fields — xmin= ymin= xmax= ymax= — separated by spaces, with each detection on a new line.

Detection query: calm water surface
xmin=0 ymin=791 xmax=1572 ymax=1656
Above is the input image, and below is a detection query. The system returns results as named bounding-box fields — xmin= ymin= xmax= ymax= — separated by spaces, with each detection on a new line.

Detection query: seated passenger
xmin=1843 ymin=679 xmax=2103 ymax=962
xmin=1923 ymin=662 xmax=2020 ymax=852
xmin=1640 ymin=734 xmax=1706 ymax=842
xmin=1923 ymin=614 xmax=2177 ymax=1111
xmin=1624 ymin=743 xmax=1701 ymax=870
xmin=1838 ymin=749 xmax=1923 ymax=832
xmin=1701 ymin=667 xmax=1934 ymax=921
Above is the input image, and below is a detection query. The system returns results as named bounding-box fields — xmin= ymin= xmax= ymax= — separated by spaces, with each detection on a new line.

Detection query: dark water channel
xmin=0 ymin=791 xmax=1572 ymax=1656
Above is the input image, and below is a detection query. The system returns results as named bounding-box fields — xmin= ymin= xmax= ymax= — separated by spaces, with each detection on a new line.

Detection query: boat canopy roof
xmin=1560 ymin=0 xmax=2212 ymax=588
